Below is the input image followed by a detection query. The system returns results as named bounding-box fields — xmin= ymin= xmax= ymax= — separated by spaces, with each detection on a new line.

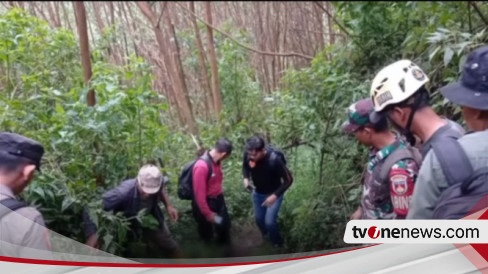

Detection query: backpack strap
xmin=375 ymin=147 xmax=419 ymax=184
xmin=461 ymin=166 xmax=488 ymax=194
xmin=431 ymin=138 xmax=474 ymax=186
xmin=0 ymin=199 xmax=27 ymax=220
xmin=270 ymin=150 xmax=286 ymax=169
xmin=270 ymin=150 xmax=278 ymax=163
xmin=270 ymin=151 xmax=294 ymax=184
xmin=200 ymin=153 xmax=213 ymax=183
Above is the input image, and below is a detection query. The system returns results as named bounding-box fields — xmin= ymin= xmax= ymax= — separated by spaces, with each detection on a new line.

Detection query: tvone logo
xmin=368 ymin=226 xmax=380 ymax=239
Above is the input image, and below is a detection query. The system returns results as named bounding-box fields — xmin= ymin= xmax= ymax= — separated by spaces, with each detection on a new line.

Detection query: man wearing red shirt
xmin=192 ymin=138 xmax=233 ymax=244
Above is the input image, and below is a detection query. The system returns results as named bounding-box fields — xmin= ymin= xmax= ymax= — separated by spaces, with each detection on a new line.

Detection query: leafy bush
xmin=0 ymin=9 xmax=175 ymax=256
xmin=1 ymin=2 xmax=486 ymax=257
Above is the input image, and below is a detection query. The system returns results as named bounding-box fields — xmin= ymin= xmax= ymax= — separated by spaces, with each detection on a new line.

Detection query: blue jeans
xmin=252 ymin=191 xmax=284 ymax=246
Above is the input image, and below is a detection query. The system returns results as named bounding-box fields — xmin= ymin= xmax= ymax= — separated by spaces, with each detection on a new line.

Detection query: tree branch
xmin=290 ymin=27 xmax=346 ymax=36
xmin=175 ymin=2 xmax=314 ymax=60
xmin=470 ymin=2 xmax=488 ymax=26
xmin=282 ymin=140 xmax=315 ymax=150
xmin=156 ymin=2 xmax=168 ymax=27
xmin=313 ymin=1 xmax=351 ymax=38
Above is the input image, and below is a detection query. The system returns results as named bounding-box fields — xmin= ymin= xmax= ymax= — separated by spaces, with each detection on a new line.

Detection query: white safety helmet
xmin=370 ymin=60 xmax=429 ymax=112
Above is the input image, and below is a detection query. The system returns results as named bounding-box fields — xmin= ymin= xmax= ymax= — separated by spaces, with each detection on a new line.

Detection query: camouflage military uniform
xmin=342 ymin=98 xmax=420 ymax=220
xmin=361 ymin=140 xmax=419 ymax=219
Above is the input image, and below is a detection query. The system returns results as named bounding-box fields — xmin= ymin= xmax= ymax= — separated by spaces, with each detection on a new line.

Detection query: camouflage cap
xmin=341 ymin=98 xmax=377 ymax=134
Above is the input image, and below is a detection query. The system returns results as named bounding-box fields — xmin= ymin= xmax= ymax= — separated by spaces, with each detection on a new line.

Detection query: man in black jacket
xmin=242 ymin=136 xmax=292 ymax=249
xmin=84 ymin=164 xmax=181 ymax=258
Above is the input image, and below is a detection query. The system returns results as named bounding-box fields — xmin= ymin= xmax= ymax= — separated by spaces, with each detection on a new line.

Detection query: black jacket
xmin=242 ymin=148 xmax=291 ymax=196
xmin=84 ymin=179 xmax=165 ymax=237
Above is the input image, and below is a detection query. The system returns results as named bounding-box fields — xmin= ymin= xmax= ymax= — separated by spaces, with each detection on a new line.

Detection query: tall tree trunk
xmin=109 ymin=1 xmax=115 ymax=26
xmin=32 ymin=2 xmax=50 ymax=24
xmin=116 ymin=2 xmax=130 ymax=57
xmin=125 ymin=2 xmax=141 ymax=57
xmin=281 ymin=3 xmax=288 ymax=89
xmin=54 ymin=2 xmax=62 ymax=28
xmin=168 ymin=3 xmax=194 ymax=125
xmin=126 ymin=2 xmax=139 ymax=38
xmin=92 ymin=2 xmax=105 ymax=34
xmin=274 ymin=3 xmax=282 ymax=90
xmin=61 ymin=2 xmax=73 ymax=32
xmin=326 ymin=2 xmax=335 ymax=45
xmin=255 ymin=2 xmax=270 ymax=94
xmin=136 ymin=1 xmax=198 ymax=134
xmin=73 ymin=1 xmax=95 ymax=106
xmin=119 ymin=2 xmax=136 ymax=57
xmin=270 ymin=3 xmax=280 ymax=92
xmin=170 ymin=21 xmax=195 ymax=121
xmin=190 ymin=2 xmax=214 ymax=118
xmin=316 ymin=3 xmax=325 ymax=50
xmin=28 ymin=3 xmax=36 ymax=17
xmin=265 ymin=3 xmax=274 ymax=92
xmin=46 ymin=2 xmax=60 ymax=28
xmin=88 ymin=13 xmax=96 ymax=47
xmin=118 ymin=6 xmax=130 ymax=57
xmin=73 ymin=1 xmax=104 ymax=187
xmin=204 ymin=2 xmax=222 ymax=116
xmin=101 ymin=1 xmax=113 ymax=58
xmin=109 ymin=2 xmax=124 ymax=65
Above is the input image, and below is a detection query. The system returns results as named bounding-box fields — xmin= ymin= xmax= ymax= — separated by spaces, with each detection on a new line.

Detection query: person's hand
xmin=350 ymin=207 xmax=363 ymax=220
xmin=243 ymin=178 xmax=249 ymax=188
xmin=262 ymin=194 xmax=278 ymax=207
xmin=167 ymin=206 xmax=179 ymax=223
xmin=244 ymin=179 xmax=254 ymax=193
xmin=86 ymin=234 xmax=100 ymax=249
xmin=245 ymin=185 xmax=254 ymax=193
xmin=213 ymin=214 xmax=223 ymax=225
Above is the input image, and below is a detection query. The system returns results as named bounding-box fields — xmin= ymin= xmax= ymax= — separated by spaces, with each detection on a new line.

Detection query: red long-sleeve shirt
xmin=192 ymin=157 xmax=223 ymax=221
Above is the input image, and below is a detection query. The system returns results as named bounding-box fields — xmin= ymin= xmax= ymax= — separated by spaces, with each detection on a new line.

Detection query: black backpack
xmin=431 ymin=137 xmax=488 ymax=219
xmin=177 ymin=153 xmax=213 ymax=200
xmin=267 ymin=146 xmax=294 ymax=184
xmin=267 ymin=146 xmax=287 ymax=165
xmin=0 ymin=199 xmax=27 ymax=220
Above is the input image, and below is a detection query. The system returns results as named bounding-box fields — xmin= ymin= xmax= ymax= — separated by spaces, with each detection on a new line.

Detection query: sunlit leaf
xmin=444 ymin=47 xmax=454 ymax=67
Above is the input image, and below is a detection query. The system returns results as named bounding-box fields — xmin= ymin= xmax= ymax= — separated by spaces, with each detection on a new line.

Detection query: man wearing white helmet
xmin=369 ymin=60 xmax=464 ymax=156
xmin=369 ymin=60 xmax=465 ymax=219
xmin=407 ymin=46 xmax=488 ymax=219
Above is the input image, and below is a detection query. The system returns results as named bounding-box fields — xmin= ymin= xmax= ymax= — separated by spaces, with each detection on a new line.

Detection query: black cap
xmin=440 ymin=46 xmax=488 ymax=110
xmin=0 ymin=132 xmax=45 ymax=171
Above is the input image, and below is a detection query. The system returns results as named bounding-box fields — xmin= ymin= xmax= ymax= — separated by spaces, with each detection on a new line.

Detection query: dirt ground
xmin=177 ymin=220 xmax=277 ymax=258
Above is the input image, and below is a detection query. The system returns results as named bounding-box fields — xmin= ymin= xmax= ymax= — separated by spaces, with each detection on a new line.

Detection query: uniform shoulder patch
xmin=391 ymin=173 xmax=408 ymax=195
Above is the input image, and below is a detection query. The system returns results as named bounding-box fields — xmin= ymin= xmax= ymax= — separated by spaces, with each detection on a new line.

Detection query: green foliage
xmin=335 ymin=2 xmax=411 ymax=74
xmin=0 ymin=9 xmax=172 ymax=256
xmin=217 ymin=24 xmax=268 ymax=140
xmin=0 ymin=8 xmax=81 ymax=96
xmin=265 ymin=1 xmax=487 ymax=252
xmin=1 ymin=2 xmax=486 ymax=257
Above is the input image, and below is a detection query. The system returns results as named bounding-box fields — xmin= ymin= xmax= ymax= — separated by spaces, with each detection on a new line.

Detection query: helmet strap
xmin=404 ymin=92 xmax=423 ymax=146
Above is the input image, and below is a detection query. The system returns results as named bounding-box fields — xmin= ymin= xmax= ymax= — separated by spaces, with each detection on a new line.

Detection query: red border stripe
xmin=0 ymin=244 xmax=378 ymax=268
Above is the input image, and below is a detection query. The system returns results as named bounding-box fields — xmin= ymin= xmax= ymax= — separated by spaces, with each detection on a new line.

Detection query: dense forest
xmin=1 ymin=1 xmax=487 ymax=258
